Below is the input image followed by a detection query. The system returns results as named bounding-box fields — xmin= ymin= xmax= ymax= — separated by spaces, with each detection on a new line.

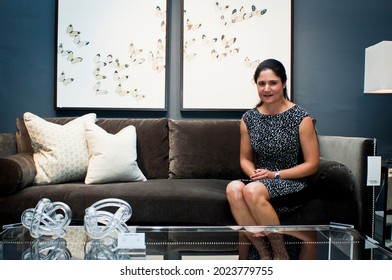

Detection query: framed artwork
xmin=56 ymin=0 xmax=168 ymax=110
xmin=181 ymin=0 xmax=292 ymax=110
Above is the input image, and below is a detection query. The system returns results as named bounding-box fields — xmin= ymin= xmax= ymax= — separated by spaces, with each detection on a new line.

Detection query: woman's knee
xmin=243 ymin=182 xmax=269 ymax=204
xmin=226 ymin=180 xmax=245 ymax=201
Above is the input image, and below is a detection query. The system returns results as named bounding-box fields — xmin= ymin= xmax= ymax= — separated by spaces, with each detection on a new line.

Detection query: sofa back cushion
xmin=168 ymin=119 xmax=242 ymax=179
xmin=95 ymin=118 xmax=169 ymax=179
xmin=16 ymin=117 xmax=169 ymax=179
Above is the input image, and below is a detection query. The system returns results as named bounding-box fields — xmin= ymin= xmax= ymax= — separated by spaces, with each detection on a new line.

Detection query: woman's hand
xmin=250 ymin=169 xmax=274 ymax=180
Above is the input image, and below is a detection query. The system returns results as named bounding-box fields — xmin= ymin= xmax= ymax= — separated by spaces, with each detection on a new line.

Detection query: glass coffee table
xmin=1 ymin=223 xmax=391 ymax=260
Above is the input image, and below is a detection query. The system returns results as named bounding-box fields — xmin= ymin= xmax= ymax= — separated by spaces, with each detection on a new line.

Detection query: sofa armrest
xmin=317 ymin=135 xmax=376 ymax=237
xmin=272 ymin=158 xmax=355 ymax=209
xmin=0 ymin=133 xmax=17 ymax=157
xmin=318 ymin=135 xmax=375 ymax=185
xmin=307 ymin=158 xmax=355 ymax=199
xmin=0 ymin=153 xmax=36 ymax=196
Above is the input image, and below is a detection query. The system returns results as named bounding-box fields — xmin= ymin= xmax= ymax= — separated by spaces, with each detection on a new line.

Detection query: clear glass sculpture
xmin=84 ymin=198 xmax=132 ymax=239
xmin=85 ymin=237 xmax=118 ymax=260
xmin=22 ymin=237 xmax=71 ymax=260
xmin=21 ymin=198 xmax=72 ymax=238
xmin=85 ymin=237 xmax=138 ymax=260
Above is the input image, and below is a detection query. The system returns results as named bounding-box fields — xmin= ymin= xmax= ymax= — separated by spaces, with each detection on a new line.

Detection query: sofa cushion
xmin=24 ymin=112 xmax=97 ymax=184
xmin=95 ymin=118 xmax=169 ymax=179
xmin=84 ymin=122 xmax=146 ymax=184
xmin=0 ymin=153 xmax=36 ymax=196
xmin=168 ymin=119 xmax=242 ymax=179
xmin=0 ymin=179 xmax=236 ymax=226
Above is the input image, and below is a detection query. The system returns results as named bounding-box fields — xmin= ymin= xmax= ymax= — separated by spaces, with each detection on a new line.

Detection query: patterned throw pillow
xmin=23 ymin=112 xmax=97 ymax=184
xmin=84 ymin=122 xmax=146 ymax=184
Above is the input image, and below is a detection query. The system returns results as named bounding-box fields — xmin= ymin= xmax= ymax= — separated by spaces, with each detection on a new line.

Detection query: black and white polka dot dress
xmin=242 ymin=105 xmax=309 ymax=213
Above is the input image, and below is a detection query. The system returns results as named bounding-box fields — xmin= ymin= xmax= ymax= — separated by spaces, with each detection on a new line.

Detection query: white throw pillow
xmin=23 ymin=112 xmax=97 ymax=184
xmin=84 ymin=122 xmax=146 ymax=184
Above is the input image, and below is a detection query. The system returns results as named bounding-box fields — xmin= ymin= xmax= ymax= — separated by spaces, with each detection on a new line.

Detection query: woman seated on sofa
xmin=226 ymin=58 xmax=320 ymax=259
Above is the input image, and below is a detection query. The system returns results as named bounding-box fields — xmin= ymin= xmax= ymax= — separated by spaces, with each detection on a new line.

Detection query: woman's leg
xmin=241 ymin=182 xmax=279 ymax=226
xmin=284 ymin=231 xmax=317 ymax=260
xmin=238 ymin=232 xmax=251 ymax=260
xmin=227 ymin=180 xmax=272 ymax=259
xmin=242 ymin=182 xmax=289 ymax=259
xmin=226 ymin=180 xmax=258 ymax=225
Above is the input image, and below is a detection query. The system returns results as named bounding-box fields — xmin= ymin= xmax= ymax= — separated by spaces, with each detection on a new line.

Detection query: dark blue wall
xmin=293 ymin=0 xmax=392 ymax=159
xmin=0 ymin=0 xmax=391 ymax=158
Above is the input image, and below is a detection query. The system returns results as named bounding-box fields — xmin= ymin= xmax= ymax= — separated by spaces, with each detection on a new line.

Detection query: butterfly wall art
xmin=182 ymin=0 xmax=292 ymax=110
xmin=56 ymin=0 xmax=167 ymax=110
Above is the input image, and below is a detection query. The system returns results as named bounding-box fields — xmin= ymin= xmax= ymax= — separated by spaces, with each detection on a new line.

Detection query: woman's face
xmin=256 ymin=69 xmax=286 ymax=104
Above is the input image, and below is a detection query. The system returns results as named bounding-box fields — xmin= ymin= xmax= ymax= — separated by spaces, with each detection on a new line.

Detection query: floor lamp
xmin=364 ymin=40 xmax=392 ymax=165
xmin=364 ymin=40 xmax=392 ymax=94
xmin=364 ymin=41 xmax=392 ymax=255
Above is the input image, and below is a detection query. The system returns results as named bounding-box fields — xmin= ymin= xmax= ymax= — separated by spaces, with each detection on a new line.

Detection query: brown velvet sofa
xmin=0 ymin=117 xmax=376 ymax=241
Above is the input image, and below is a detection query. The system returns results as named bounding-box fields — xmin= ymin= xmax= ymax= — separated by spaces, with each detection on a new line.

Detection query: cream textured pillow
xmin=23 ymin=112 xmax=97 ymax=184
xmin=84 ymin=122 xmax=146 ymax=184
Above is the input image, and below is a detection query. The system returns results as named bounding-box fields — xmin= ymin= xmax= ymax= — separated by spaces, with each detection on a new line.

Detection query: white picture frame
xmin=56 ymin=0 xmax=168 ymax=110
xmin=181 ymin=0 xmax=292 ymax=110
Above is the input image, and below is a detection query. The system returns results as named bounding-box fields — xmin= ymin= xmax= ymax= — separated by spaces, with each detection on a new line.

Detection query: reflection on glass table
xmin=1 ymin=223 xmax=391 ymax=260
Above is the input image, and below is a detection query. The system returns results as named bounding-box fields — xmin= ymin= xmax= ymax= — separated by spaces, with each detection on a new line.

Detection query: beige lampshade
xmin=364 ymin=41 xmax=392 ymax=94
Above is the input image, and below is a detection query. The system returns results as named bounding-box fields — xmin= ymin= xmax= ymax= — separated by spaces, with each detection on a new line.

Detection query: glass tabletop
xmin=1 ymin=223 xmax=391 ymax=260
